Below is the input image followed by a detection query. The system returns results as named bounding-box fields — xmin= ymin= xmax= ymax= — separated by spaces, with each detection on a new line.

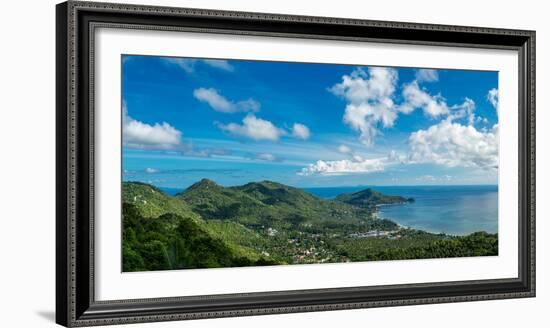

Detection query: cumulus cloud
xmin=299 ymin=142 xmax=398 ymax=176
xmin=449 ymin=98 xmax=476 ymax=125
xmin=217 ymin=116 xmax=310 ymax=142
xmin=217 ymin=114 xmax=285 ymax=141
xmin=298 ymin=143 xmax=415 ymax=177
xmin=329 ymin=67 xmax=454 ymax=146
xmin=193 ymin=88 xmax=260 ymax=113
xmin=352 ymin=154 xmax=365 ymax=162
xmin=387 ymin=150 xmax=407 ymax=164
xmin=123 ymin=105 xmax=182 ymax=150
xmin=337 ymin=144 xmax=352 ymax=154
xmin=164 ymin=58 xmax=234 ymax=73
xmin=415 ymin=69 xmax=439 ymax=83
xmin=298 ymin=157 xmax=386 ymax=176
xmin=399 ymin=81 xmax=449 ymax=117
xmin=327 ymin=67 xmax=497 ymax=170
xmin=256 ymin=153 xmax=276 ymax=161
xmin=330 ymin=67 xmax=399 ymax=146
xmin=292 ymin=123 xmax=311 ymax=140
xmin=487 ymin=88 xmax=499 ymax=111
xmin=408 ymin=120 xmax=498 ymax=170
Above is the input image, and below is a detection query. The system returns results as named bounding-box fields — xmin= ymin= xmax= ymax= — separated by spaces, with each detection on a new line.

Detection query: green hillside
xmin=122 ymin=182 xmax=281 ymax=271
xmin=122 ymin=180 xmax=498 ymax=271
xmin=176 ymin=179 xmax=267 ymax=224
xmin=123 ymin=182 xmax=200 ymax=221
xmin=178 ymin=179 xmax=398 ymax=231
xmin=122 ymin=202 xmax=279 ymax=271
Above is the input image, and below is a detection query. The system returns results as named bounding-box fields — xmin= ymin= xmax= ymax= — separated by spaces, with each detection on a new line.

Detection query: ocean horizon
xmin=156 ymin=183 xmax=498 ymax=237
xmin=306 ymin=185 xmax=497 ymax=236
xmin=154 ymin=183 xmax=497 ymax=195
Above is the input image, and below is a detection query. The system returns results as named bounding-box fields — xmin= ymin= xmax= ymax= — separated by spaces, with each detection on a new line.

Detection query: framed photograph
xmin=56 ymin=1 xmax=535 ymax=326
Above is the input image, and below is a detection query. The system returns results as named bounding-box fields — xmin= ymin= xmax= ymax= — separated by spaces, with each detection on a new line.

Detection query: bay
xmin=305 ymin=185 xmax=498 ymax=236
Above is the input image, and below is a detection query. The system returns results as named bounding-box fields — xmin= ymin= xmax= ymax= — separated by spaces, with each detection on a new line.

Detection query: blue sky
xmin=122 ymin=55 xmax=499 ymax=189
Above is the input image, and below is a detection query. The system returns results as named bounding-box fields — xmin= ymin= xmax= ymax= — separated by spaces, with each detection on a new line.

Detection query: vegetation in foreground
xmin=122 ymin=179 xmax=498 ymax=272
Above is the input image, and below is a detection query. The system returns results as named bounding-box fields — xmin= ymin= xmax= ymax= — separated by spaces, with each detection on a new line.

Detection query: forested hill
xmin=121 ymin=180 xmax=497 ymax=272
xmin=175 ymin=179 xmax=397 ymax=229
xmin=122 ymin=181 xmax=281 ymax=271
xmin=335 ymin=188 xmax=414 ymax=208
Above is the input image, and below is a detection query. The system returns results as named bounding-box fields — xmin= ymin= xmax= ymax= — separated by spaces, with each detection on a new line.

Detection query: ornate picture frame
xmin=56 ymin=1 xmax=535 ymax=326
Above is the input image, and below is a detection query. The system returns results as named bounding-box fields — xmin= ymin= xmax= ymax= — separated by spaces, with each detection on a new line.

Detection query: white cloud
xmin=163 ymin=58 xmax=234 ymax=73
xmin=123 ymin=105 xmax=182 ymax=150
xmin=329 ymin=67 xmax=452 ymax=146
xmin=408 ymin=120 xmax=498 ymax=170
xmin=193 ymin=88 xmax=260 ymax=113
xmin=298 ymin=157 xmax=386 ymax=176
xmin=415 ymin=174 xmax=453 ymax=183
xmin=416 ymin=175 xmax=436 ymax=182
xmin=194 ymin=88 xmax=232 ymax=112
xmin=164 ymin=58 xmax=196 ymax=73
xmin=256 ymin=153 xmax=276 ymax=161
xmin=449 ymin=98 xmax=476 ymax=125
xmin=145 ymin=168 xmax=159 ymax=174
xmin=399 ymin=81 xmax=449 ymax=117
xmin=292 ymin=123 xmax=311 ymax=140
xmin=487 ymin=88 xmax=499 ymax=112
xmin=330 ymin=67 xmax=397 ymax=105
xmin=235 ymin=99 xmax=261 ymax=112
xmin=298 ymin=144 xmax=411 ymax=177
xmin=218 ymin=114 xmax=285 ymax=141
xmin=217 ymin=116 xmax=309 ymax=142
xmin=352 ymin=154 xmax=365 ymax=162
xmin=337 ymin=144 xmax=352 ymax=154
xmin=201 ymin=59 xmax=234 ymax=72
xmin=330 ymin=67 xmax=399 ymax=146
xmin=387 ymin=150 xmax=407 ymax=164
xmin=415 ymin=69 xmax=439 ymax=83
xmin=327 ymin=67 xmax=497 ymax=171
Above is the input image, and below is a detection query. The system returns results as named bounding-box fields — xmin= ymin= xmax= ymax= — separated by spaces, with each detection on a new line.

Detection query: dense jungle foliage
xmin=122 ymin=180 xmax=498 ymax=272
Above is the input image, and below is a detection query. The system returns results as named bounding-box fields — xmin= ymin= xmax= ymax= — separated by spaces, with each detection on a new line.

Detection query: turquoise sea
xmin=305 ymin=185 xmax=498 ymax=236
xmin=160 ymin=184 xmax=498 ymax=236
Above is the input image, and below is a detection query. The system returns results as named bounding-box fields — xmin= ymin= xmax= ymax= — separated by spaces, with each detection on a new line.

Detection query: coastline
xmin=122 ymin=180 xmax=499 ymax=271
xmin=157 ymin=183 xmax=498 ymax=236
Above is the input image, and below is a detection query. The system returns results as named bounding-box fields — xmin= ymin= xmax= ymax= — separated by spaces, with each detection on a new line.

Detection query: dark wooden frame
xmin=56 ymin=1 xmax=536 ymax=326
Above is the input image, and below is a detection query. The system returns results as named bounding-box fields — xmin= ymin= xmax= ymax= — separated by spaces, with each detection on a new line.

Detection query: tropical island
xmin=335 ymin=188 xmax=415 ymax=208
xmin=122 ymin=179 xmax=498 ymax=272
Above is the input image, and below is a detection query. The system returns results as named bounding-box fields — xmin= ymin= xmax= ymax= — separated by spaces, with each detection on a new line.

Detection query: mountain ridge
xmin=121 ymin=180 xmax=497 ymax=271
xmin=174 ymin=179 xmax=399 ymax=230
